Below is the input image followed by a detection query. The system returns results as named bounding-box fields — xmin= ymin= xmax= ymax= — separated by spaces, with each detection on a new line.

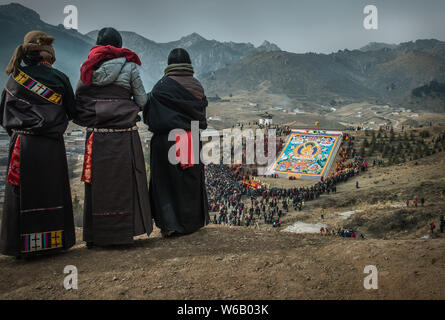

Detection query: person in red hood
xmin=74 ymin=28 xmax=152 ymax=248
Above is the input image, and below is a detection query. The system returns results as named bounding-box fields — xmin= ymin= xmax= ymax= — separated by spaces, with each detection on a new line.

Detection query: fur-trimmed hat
xmin=5 ymin=30 xmax=56 ymax=75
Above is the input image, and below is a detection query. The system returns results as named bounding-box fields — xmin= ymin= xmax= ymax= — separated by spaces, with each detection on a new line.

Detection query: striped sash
xmin=86 ymin=126 xmax=139 ymax=133
xmin=13 ymin=70 xmax=63 ymax=105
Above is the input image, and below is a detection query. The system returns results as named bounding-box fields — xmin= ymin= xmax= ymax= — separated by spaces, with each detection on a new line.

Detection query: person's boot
xmin=86 ymin=242 xmax=94 ymax=249
xmin=161 ymin=230 xmax=175 ymax=238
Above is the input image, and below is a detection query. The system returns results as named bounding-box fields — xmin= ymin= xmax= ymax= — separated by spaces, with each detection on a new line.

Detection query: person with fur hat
xmin=74 ymin=27 xmax=152 ymax=248
xmin=0 ymin=31 xmax=76 ymax=258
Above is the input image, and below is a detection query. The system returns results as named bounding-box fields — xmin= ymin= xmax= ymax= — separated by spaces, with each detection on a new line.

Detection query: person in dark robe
xmin=0 ymin=31 xmax=76 ymax=258
xmin=144 ymin=48 xmax=209 ymax=237
xmin=74 ymin=28 xmax=152 ymax=248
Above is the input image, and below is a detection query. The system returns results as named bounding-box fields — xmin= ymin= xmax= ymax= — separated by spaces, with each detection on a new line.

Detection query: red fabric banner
xmin=176 ymin=131 xmax=195 ymax=169
xmin=6 ymin=136 xmax=21 ymax=186
xmin=81 ymin=133 xmax=94 ymax=184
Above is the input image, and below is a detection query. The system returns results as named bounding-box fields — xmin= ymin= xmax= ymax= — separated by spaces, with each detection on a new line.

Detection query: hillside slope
xmin=202 ymin=40 xmax=445 ymax=112
xmin=0 ymin=226 xmax=443 ymax=300
xmin=0 ymin=139 xmax=444 ymax=300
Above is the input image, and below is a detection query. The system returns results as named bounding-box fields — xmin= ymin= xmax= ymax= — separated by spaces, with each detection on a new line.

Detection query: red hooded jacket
xmin=80 ymin=45 xmax=141 ymax=85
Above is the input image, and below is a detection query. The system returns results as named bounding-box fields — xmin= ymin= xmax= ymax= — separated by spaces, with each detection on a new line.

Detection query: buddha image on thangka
xmin=274 ymin=134 xmax=337 ymax=175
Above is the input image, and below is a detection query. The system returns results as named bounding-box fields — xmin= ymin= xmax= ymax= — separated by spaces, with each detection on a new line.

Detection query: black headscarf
xmin=168 ymin=48 xmax=191 ymax=65
xmin=96 ymin=27 xmax=123 ymax=48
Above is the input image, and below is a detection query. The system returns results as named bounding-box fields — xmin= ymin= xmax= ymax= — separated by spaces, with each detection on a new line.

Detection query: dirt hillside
xmin=0 ymin=226 xmax=443 ymax=300
xmin=0 ymin=133 xmax=444 ymax=300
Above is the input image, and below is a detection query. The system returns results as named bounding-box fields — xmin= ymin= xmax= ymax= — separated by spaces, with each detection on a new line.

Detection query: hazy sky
xmin=3 ymin=0 xmax=445 ymax=53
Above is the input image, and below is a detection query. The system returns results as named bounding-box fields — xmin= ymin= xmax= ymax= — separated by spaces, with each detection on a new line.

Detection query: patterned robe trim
xmin=92 ymin=211 xmax=132 ymax=216
xmin=6 ymin=135 xmax=20 ymax=186
xmin=20 ymin=206 xmax=64 ymax=214
xmin=21 ymin=230 xmax=63 ymax=253
xmin=12 ymin=129 xmax=35 ymax=135
xmin=81 ymin=133 xmax=94 ymax=184
xmin=86 ymin=126 xmax=139 ymax=133
xmin=13 ymin=70 xmax=63 ymax=105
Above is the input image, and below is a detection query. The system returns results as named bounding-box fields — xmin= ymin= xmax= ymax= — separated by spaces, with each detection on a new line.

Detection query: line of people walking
xmin=0 ymin=28 xmax=209 ymax=258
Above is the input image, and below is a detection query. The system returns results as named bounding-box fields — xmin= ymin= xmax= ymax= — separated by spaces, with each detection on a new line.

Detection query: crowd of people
xmin=205 ymin=131 xmax=368 ymax=232
xmin=320 ymin=226 xmax=365 ymax=239
xmin=233 ymin=122 xmax=292 ymax=138
xmin=406 ymin=198 xmax=425 ymax=208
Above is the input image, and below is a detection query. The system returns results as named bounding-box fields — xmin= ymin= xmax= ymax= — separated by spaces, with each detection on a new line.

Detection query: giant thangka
xmin=270 ymin=129 xmax=343 ymax=180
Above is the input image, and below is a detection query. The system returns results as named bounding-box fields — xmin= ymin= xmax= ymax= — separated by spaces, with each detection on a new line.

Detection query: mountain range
xmin=202 ymin=39 xmax=445 ymax=112
xmin=0 ymin=3 xmax=280 ymax=90
xmin=85 ymin=30 xmax=280 ymax=89
xmin=0 ymin=2 xmax=444 ymax=112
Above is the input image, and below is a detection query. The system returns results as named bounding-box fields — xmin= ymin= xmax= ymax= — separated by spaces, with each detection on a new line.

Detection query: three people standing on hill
xmin=0 ymin=28 xmax=209 ymax=257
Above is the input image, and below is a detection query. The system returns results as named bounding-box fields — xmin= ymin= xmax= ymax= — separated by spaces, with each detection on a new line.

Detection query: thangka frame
xmin=269 ymin=129 xmax=343 ymax=180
